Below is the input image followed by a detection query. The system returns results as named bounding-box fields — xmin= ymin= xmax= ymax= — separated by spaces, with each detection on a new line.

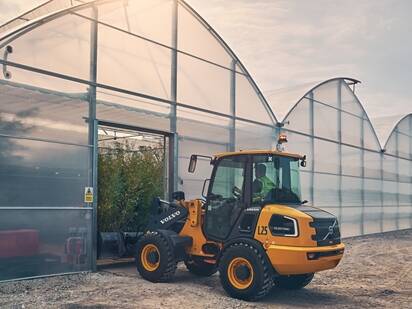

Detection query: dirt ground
xmin=0 ymin=229 xmax=411 ymax=309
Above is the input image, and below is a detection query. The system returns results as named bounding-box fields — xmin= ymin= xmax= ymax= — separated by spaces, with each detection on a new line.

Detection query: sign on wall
xmin=84 ymin=187 xmax=94 ymax=203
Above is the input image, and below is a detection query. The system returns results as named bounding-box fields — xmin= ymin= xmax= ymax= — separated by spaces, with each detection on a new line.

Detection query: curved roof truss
xmin=282 ymin=77 xmax=382 ymax=151
xmin=0 ymin=0 xmax=277 ymax=127
xmin=384 ymin=113 xmax=412 ymax=157
xmin=0 ymin=1 xmax=411 ymax=153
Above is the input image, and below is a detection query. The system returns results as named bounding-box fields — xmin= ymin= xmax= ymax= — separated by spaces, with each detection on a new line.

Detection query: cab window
xmin=204 ymin=156 xmax=246 ymax=239
xmin=252 ymin=155 xmax=301 ymax=206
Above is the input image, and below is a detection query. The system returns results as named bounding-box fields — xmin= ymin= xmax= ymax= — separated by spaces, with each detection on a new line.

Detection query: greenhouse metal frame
xmin=0 ymin=0 xmax=410 ymax=282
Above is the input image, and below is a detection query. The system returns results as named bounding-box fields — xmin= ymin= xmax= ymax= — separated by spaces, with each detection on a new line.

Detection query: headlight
xmin=269 ymin=215 xmax=298 ymax=237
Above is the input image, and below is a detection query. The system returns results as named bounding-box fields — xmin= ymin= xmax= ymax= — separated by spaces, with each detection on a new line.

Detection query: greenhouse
xmin=0 ymin=0 xmax=410 ymax=282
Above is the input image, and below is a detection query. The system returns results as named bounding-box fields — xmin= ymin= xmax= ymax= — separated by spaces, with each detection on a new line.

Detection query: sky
xmin=0 ymin=0 xmax=411 ymax=141
xmin=187 ymin=1 xmax=412 ymax=120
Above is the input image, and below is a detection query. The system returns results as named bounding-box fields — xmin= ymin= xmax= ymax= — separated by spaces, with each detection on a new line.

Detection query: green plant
xmin=97 ymin=140 xmax=164 ymax=232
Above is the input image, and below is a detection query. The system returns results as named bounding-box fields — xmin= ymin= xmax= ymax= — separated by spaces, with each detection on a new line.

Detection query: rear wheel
xmin=274 ymin=273 xmax=314 ymax=290
xmin=219 ymin=242 xmax=273 ymax=301
xmin=136 ymin=231 xmax=177 ymax=282
xmin=185 ymin=258 xmax=217 ymax=277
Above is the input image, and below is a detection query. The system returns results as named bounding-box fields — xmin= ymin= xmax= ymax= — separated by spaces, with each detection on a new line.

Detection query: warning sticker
xmin=84 ymin=187 xmax=94 ymax=203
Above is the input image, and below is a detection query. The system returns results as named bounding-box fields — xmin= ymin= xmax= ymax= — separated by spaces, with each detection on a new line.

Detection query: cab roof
xmin=214 ymin=149 xmax=304 ymax=160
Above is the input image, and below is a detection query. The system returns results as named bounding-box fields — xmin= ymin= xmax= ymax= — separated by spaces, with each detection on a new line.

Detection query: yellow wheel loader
xmin=136 ymin=135 xmax=344 ymax=301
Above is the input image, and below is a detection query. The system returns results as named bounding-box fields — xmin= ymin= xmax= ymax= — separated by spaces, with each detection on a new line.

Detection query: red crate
xmin=0 ymin=229 xmax=39 ymax=258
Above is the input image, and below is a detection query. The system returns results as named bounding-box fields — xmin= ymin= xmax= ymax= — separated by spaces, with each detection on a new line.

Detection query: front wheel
xmin=274 ymin=273 xmax=314 ymax=290
xmin=219 ymin=242 xmax=273 ymax=301
xmin=136 ymin=231 xmax=177 ymax=282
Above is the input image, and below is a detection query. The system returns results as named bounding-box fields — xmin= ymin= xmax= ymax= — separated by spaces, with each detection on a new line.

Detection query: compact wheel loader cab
xmin=136 ymin=137 xmax=345 ymax=301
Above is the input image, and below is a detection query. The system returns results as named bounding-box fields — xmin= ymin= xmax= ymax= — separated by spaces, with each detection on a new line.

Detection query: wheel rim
xmin=141 ymin=244 xmax=160 ymax=271
xmin=227 ymin=257 xmax=254 ymax=290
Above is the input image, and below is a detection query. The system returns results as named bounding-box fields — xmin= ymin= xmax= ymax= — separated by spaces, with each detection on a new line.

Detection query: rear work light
xmin=276 ymin=134 xmax=288 ymax=152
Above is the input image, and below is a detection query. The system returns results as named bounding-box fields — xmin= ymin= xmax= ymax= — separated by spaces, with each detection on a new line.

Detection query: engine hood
xmin=294 ymin=205 xmax=337 ymax=220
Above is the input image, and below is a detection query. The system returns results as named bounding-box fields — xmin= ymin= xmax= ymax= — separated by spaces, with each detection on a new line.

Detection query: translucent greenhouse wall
xmin=281 ymin=79 xmax=412 ymax=237
xmin=0 ymin=0 xmax=411 ymax=282
xmin=0 ymin=77 xmax=93 ymax=281
xmin=384 ymin=115 xmax=412 ymax=231
xmin=0 ymin=0 xmax=276 ymax=281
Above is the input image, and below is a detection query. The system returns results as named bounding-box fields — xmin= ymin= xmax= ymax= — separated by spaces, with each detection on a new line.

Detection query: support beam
xmin=88 ymin=5 xmax=98 ymax=272
xmin=395 ymin=128 xmax=400 ymax=230
xmin=168 ymin=133 xmax=177 ymax=201
xmin=92 ymin=119 xmax=98 ymax=268
xmin=337 ymin=81 xmax=343 ymax=226
xmin=275 ymin=123 xmax=282 ymax=149
xmin=360 ymin=116 xmax=365 ymax=235
xmin=170 ymin=0 xmax=179 ymax=195
xmin=410 ymin=117 xmax=412 ymax=227
xmin=229 ymin=59 xmax=236 ymax=152
xmin=380 ymin=152 xmax=384 ymax=233
xmin=309 ymin=91 xmax=315 ymax=205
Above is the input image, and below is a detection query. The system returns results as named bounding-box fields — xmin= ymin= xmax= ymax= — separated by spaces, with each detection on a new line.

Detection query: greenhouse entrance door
xmin=96 ymin=122 xmax=171 ymax=265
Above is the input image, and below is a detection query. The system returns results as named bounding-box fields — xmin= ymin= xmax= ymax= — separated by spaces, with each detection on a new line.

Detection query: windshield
xmin=252 ymin=154 xmax=301 ymax=205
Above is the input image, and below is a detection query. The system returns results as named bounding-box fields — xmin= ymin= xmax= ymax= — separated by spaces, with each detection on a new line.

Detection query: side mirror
xmin=188 ymin=154 xmax=197 ymax=173
xmin=300 ymin=155 xmax=307 ymax=167
xmin=202 ymin=179 xmax=210 ymax=198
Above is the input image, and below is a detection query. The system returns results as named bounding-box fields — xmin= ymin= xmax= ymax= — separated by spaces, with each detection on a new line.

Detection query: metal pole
xmin=228 ymin=60 xmax=236 ymax=190
xmin=170 ymin=0 xmax=178 ymax=197
xmin=395 ymin=128 xmax=400 ymax=230
xmin=360 ymin=116 xmax=365 ymax=235
xmin=380 ymin=151 xmax=384 ymax=232
xmin=337 ymin=81 xmax=343 ymax=226
xmin=409 ymin=117 xmax=412 ymax=228
xmin=309 ymin=91 xmax=315 ymax=205
xmin=275 ymin=124 xmax=281 ymax=148
xmin=163 ymin=135 xmax=168 ymax=200
xmin=168 ymin=134 xmax=176 ymax=201
xmin=92 ymin=119 xmax=98 ymax=270
xmin=229 ymin=59 xmax=236 ymax=152
xmin=88 ymin=4 xmax=98 ymax=272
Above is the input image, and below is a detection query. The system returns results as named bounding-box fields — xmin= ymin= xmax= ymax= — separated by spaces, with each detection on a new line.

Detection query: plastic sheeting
xmin=0 ymin=0 xmax=411 ymax=282
xmin=282 ymin=79 xmax=412 ymax=237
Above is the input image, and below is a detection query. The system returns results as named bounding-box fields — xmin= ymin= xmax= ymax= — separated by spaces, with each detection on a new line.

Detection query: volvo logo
xmin=160 ymin=210 xmax=181 ymax=225
xmin=322 ymin=220 xmax=337 ymax=240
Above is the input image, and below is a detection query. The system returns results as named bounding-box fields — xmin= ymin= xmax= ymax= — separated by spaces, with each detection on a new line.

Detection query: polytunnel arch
xmin=282 ymin=77 xmax=381 ymax=150
xmin=281 ymin=77 xmax=383 ymax=178
xmin=275 ymin=77 xmax=390 ymax=237
xmin=381 ymin=114 xmax=412 ymax=233
xmin=384 ymin=113 xmax=412 ymax=158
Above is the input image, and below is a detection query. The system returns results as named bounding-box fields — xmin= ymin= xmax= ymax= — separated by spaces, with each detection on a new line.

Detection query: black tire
xmin=274 ymin=273 xmax=314 ymax=290
xmin=219 ymin=242 xmax=273 ymax=301
xmin=185 ymin=258 xmax=217 ymax=277
xmin=136 ymin=231 xmax=177 ymax=282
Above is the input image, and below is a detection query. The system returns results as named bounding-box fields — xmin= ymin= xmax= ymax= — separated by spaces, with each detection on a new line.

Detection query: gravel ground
xmin=0 ymin=229 xmax=411 ymax=309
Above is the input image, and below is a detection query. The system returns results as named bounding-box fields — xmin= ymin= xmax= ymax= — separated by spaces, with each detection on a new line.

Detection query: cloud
xmin=188 ymin=0 xmax=412 ymax=122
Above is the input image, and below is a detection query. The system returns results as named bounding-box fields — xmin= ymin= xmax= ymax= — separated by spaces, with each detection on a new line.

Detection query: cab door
xmin=204 ymin=155 xmax=250 ymax=240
